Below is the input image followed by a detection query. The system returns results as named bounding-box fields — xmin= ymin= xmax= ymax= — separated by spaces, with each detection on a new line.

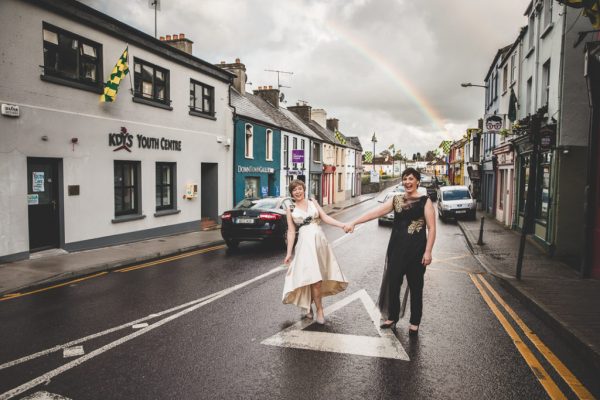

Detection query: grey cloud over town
xmin=82 ymin=0 xmax=530 ymax=157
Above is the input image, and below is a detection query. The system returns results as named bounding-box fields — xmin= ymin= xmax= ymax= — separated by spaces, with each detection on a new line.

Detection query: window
xmin=338 ymin=173 xmax=343 ymax=191
xmin=542 ymin=59 xmax=551 ymax=106
xmin=543 ymin=0 xmax=553 ymax=28
xmin=114 ymin=161 xmax=140 ymax=217
xmin=510 ymin=54 xmax=517 ymax=83
xmin=301 ymin=139 xmax=305 ymax=167
xmin=134 ymin=58 xmax=170 ymax=106
xmin=42 ymin=23 xmax=103 ymax=92
xmin=189 ymin=79 xmax=214 ymax=117
xmin=312 ymin=141 xmax=322 ymax=163
xmin=283 ymin=135 xmax=289 ymax=168
xmin=292 ymin=137 xmax=298 ymax=167
xmin=245 ymin=124 xmax=253 ymax=158
xmin=244 ymin=177 xmax=260 ymax=198
xmin=156 ymin=162 xmax=175 ymax=211
xmin=526 ymin=77 xmax=533 ymax=114
xmin=528 ymin=13 xmax=535 ymax=49
xmin=266 ymin=129 xmax=273 ymax=161
xmin=502 ymin=65 xmax=508 ymax=93
xmin=519 ymin=155 xmax=530 ymax=214
xmin=537 ymin=152 xmax=552 ymax=220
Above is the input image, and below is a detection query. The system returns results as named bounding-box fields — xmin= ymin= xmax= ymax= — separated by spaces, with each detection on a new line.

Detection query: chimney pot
xmin=179 ymin=33 xmax=185 ymax=38
xmin=160 ymin=36 xmax=165 ymax=41
xmin=235 ymin=58 xmax=241 ymax=63
xmin=268 ymin=85 xmax=273 ymax=89
xmin=220 ymin=61 xmax=225 ymax=64
xmin=172 ymin=34 xmax=178 ymax=40
xmin=166 ymin=34 xmax=171 ymax=40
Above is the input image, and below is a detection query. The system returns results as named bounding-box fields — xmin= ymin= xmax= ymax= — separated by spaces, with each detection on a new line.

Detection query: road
xmin=0 ymin=194 xmax=598 ymax=400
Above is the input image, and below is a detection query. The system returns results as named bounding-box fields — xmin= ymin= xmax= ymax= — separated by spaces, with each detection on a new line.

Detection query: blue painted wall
xmin=233 ymin=118 xmax=281 ymax=205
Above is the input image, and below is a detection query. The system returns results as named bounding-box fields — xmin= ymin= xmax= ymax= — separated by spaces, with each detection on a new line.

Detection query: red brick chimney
xmin=253 ymin=85 xmax=280 ymax=108
xmin=218 ymin=58 xmax=247 ymax=95
xmin=288 ymin=102 xmax=312 ymax=123
xmin=160 ymin=33 xmax=193 ymax=54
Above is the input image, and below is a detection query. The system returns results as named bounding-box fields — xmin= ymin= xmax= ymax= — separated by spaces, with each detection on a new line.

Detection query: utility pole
xmin=264 ymin=69 xmax=293 ymax=89
xmin=149 ymin=0 xmax=160 ymax=38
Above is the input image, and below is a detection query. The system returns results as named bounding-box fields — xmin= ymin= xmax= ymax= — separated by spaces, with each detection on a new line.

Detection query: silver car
xmin=437 ymin=185 xmax=476 ymax=221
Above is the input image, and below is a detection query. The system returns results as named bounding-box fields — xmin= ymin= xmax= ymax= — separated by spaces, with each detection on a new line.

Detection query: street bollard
xmin=477 ymin=217 xmax=485 ymax=245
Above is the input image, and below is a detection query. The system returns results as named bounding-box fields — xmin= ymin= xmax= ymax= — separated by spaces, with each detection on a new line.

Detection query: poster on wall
xmin=27 ymin=194 xmax=39 ymax=205
xmin=261 ymin=186 xmax=268 ymax=197
xmin=32 ymin=172 xmax=45 ymax=192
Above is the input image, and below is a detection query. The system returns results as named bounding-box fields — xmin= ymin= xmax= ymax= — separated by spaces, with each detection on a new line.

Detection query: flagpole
xmin=126 ymin=44 xmax=134 ymax=95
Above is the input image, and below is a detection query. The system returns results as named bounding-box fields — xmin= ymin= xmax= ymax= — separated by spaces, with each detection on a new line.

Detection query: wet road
xmin=0 ymin=194 xmax=598 ymax=399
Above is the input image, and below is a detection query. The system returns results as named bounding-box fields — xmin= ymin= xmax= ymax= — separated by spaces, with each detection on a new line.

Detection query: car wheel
xmin=225 ymin=239 xmax=239 ymax=249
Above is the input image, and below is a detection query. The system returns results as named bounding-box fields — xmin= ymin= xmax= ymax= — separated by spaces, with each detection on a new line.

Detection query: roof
xmin=245 ymin=96 xmax=313 ymax=136
xmin=30 ymin=0 xmax=235 ymax=83
xmin=346 ymin=136 xmax=363 ymax=151
xmin=230 ymin=88 xmax=277 ymax=127
xmin=484 ymin=44 xmax=512 ymax=81
xmin=307 ymin=120 xmax=337 ymax=145
xmin=277 ymin=108 xmax=322 ymax=140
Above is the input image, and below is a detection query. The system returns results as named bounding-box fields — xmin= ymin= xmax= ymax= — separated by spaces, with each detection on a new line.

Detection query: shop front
xmin=235 ymin=165 xmax=278 ymax=204
xmin=493 ymin=143 xmax=515 ymax=227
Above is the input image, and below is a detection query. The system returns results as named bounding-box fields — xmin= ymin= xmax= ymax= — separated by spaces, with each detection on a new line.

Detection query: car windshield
xmin=442 ymin=190 xmax=471 ymax=201
xmin=234 ymin=198 xmax=279 ymax=210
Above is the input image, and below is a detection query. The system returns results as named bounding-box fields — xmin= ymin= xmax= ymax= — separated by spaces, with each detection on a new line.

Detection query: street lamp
xmin=460 ymin=82 xmax=488 ymax=88
xmin=371 ymin=132 xmax=377 ymax=175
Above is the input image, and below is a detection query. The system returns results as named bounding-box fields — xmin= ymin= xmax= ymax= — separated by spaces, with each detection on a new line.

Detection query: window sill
xmin=112 ymin=214 xmax=146 ymax=224
xmin=189 ymin=109 xmax=216 ymax=120
xmin=525 ymin=46 xmax=535 ymax=59
xmin=540 ymin=23 xmax=553 ymax=39
xmin=154 ymin=209 xmax=181 ymax=217
xmin=266 ymin=158 xmax=273 ymax=162
xmin=132 ymin=96 xmax=173 ymax=110
xmin=40 ymin=75 xmax=103 ymax=94
xmin=245 ymin=156 xmax=254 ymax=160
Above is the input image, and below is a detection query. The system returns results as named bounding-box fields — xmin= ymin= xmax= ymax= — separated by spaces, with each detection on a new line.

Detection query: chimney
xmin=311 ymin=109 xmax=327 ymax=128
xmin=326 ymin=118 xmax=339 ymax=132
xmin=161 ymin=33 xmax=194 ymax=54
xmin=218 ymin=58 xmax=247 ymax=95
xmin=253 ymin=86 xmax=280 ymax=108
xmin=288 ymin=103 xmax=312 ymax=123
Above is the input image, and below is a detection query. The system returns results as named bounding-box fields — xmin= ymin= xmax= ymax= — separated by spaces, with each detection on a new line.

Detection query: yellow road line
xmin=469 ymin=273 xmax=567 ymax=400
xmin=1 ymin=245 xmax=226 ymax=302
xmin=116 ymin=245 xmax=225 ymax=273
xmin=477 ymin=275 xmax=595 ymax=400
xmin=0 ymin=272 xmax=108 ymax=302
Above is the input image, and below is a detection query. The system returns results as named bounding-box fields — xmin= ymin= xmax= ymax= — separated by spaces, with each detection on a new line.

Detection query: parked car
xmin=437 ymin=185 xmax=476 ymax=221
xmin=420 ymin=174 xmax=440 ymax=201
xmin=378 ymin=187 xmax=427 ymax=225
xmin=220 ymin=197 xmax=291 ymax=249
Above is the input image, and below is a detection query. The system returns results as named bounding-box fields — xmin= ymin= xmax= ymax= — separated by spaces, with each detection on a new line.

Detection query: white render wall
xmin=0 ymin=0 xmax=233 ymax=258
xmin=280 ymin=131 xmax=311 ymax=197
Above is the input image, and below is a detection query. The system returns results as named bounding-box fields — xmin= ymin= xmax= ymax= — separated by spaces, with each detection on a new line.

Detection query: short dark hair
xmin=402 ymin=167 xmax=420 ymax=181
xmin=288 ymin=179 xmax=306 ymax=196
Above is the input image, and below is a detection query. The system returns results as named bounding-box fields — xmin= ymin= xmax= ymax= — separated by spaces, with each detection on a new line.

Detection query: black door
xmin=201 ymin=163 xmax=218 ymax=222
xmin=27 ymin=158 xmax=60 ymax=252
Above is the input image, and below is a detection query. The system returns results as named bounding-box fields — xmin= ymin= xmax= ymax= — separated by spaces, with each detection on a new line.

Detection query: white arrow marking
xmin=262 ymin=289 xmax=409 ymax=360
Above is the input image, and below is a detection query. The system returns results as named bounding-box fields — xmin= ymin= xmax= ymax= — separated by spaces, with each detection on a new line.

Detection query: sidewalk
xmin=457 ymin=211 xmax=600 ymax=372
xmin=0 ymin=193 xmax=375 ymax=298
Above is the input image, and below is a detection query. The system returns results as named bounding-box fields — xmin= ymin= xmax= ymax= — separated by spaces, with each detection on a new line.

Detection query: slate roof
xmin=346 ymin=136 xmax=363 ymax=151
xmin=230 ymin=88 xmax=277 ymax=126
xmin=306 ymin=120 xmax=338 ymax=145
xmin=277 ymin=108 xmax=322 ymax=141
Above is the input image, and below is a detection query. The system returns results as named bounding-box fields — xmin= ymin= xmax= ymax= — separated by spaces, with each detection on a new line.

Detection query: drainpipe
xmin=228 ymin=87 xmax=237 ymax=207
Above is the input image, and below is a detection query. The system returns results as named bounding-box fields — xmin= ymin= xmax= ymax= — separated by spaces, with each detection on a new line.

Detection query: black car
xmin=220 ymin=197 xmax=292 ymax=249
xmin=420 ymin=175 xmax=440 ymax=201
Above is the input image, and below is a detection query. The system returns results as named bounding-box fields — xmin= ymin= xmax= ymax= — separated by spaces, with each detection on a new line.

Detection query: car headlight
xmin=442 ymin=204 xmax=450 ymax=210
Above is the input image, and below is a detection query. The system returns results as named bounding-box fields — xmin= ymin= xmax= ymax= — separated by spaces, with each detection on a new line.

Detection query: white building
xmin=0 ymin=0 xmax=234 ymax=262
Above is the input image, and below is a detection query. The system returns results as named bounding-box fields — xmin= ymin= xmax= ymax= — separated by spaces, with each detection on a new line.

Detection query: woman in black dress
xmin=345 ymin=168 xmax=436 ymax=334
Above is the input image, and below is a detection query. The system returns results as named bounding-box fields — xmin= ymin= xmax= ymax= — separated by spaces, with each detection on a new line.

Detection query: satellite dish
xmin=279 ymin=92 xmax=285 ymax=102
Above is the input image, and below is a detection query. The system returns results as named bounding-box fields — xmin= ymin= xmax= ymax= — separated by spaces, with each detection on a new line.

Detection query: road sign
xmin=262 ymin=289 xmax=409 ymax=360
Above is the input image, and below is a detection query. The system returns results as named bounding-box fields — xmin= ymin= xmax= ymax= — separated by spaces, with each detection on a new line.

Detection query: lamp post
xmin=460 ymin=82 xmax=488 ymax=88
xmin=371 ymin=132 xmax=377 ymax=175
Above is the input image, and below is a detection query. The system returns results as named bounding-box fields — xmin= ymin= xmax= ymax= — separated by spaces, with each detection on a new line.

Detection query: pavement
xmin=0 ymin=193 xmax=375 ymax=298
xmin=4 ymin=191 xmax=597 ymax=375
xmin=457 ymin=210 xmax=600 ymax=373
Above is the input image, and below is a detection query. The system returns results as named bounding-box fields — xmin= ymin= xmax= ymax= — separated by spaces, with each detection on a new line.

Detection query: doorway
xmin=201 ymin=163 xmax=219 ymax=222
xmin=27 ymin=157 xmax=61 ymax=252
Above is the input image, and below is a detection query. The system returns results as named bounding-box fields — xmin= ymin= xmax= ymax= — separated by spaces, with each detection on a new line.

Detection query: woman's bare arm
xmin=350 ymin=197 xmax=394 ymax=227
xmin=422 ymin=198 xmax=436 ymax=266
xmin=284 ymin=208 xmax=296 ymax=264
xmin=312 ymin=199 xmax=345 ymax=228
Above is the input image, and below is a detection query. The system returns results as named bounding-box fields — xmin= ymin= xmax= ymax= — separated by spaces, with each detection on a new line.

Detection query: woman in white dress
xmin=282 ymin=180 xmax=348 ymax=324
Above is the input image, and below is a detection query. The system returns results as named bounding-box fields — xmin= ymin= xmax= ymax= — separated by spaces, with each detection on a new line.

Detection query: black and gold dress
xmin=378 ymin=194 xmax=428 ymax=325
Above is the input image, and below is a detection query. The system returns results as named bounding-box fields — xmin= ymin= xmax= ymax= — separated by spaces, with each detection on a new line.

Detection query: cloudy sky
xmin=82 ymin=0 xmax=530 ymax=157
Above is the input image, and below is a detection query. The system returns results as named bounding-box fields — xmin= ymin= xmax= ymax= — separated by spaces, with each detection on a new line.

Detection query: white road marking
xmin=62 ymin=346 xmax=84 ymax=358
xmin=132 ymin=323 xmax=149 ymax=329
xmin=262 ymin=289 xmax=410 ymax=360
xmin=21 ymin=392 xmax=71 ymax=400
xmin=0 ymin=266 xmax=286 ymax=400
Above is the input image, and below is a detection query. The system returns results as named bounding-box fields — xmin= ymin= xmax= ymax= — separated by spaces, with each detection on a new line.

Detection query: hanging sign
xmin=485 ymin=115 xmax=503 ymax=133
xmin=32 ymin=172 xmax=45 ymax=192
xmin=292 ymin=149 xmax=304 ymax=163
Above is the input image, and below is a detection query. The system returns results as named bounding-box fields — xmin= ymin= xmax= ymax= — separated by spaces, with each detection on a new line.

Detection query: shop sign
xmin=109 ymin=127 xmax=182 ymax=152
xmin=485 ymin=115 xmax=503 ymax=133
xmin=286 ymin=169 xmax=303 ymax=175
xmin=261 ymin=186 xmax=268 ymax=196
xmin=237 ymin=165 xmax=275 ymax=174
xmin=32 ymin=172 xmax=44 ymax=192
xmin=323 ymin=165 xmax=336 ymax=173
xmin=1 ymin=104 xmax=19 ymax=117
xmin=539 ymin=126 xmax=556 ymax=150
xmin=27 ymin=194 xmax=39 ymax=205
xmin=292 ymin=149 xmax=304 ymax=163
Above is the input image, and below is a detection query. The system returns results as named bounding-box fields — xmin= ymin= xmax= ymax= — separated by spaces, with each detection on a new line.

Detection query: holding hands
xmin=342 ymin=223 xmax=355 ymax=234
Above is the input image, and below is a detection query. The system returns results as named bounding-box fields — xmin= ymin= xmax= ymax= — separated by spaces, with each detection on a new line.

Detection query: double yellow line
xmin=469 ymin=273 xmax=595 ymax=400
xmin=0 ymin=245 xmax=225 ymax=302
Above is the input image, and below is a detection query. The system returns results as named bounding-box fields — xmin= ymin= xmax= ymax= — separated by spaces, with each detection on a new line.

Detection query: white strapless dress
xmin=282 ymin=200 xmax=348 ymax=311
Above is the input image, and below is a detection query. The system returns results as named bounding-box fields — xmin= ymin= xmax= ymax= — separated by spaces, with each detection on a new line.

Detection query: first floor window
xmin=156 ymin=162 xmax=176 ymax=211
xmin=189 ymin=79 xmax=214 ymax=116
xmin=338 ymin=173 xmax=343 ymax=191
xmin=283 ymin=135 xmax=289 ymax=168
xmin=245 ymin=124 xmax=254 ymax=158
xmin=312 ymin=142 xmax=321 ymax=162
xmin=134 ymin=58 xmax=169 ymax=104
xmin=266 ymin=129 xmax=273 ymax=161
xmin=42 ymin=22 xmax=103 ymax=89
xmin=114 ymin=161 xmax=140 ymax=216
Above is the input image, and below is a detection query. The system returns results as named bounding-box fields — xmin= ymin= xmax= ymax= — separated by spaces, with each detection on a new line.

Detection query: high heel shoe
xmin=315 ymin=311 xmax=325 ymax=325
xmin=380 ymin=320 xmax=397 ymax=330
xmin=408 ymin=325 xmax=419 ymax=336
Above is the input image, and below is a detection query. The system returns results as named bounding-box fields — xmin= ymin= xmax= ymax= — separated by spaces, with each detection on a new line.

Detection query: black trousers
xmin=386 ymin=261 xmax=425 ymax=325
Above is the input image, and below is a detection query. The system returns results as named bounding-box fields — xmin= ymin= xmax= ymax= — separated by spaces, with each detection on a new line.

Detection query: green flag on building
xmin=100 ymin=47 xmax=129 ymax=102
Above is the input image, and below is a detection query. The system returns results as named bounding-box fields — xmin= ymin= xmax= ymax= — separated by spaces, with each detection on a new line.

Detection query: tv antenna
xmin=148 ymin=0 xmax=161 ymax=38
xmin=264 ymin=69 xmax=293 ymax=90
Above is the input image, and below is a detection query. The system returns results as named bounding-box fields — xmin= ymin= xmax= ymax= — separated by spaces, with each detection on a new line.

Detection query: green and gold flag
xmin=334 ymin=130 xmax=347 ymax=145
xmin=100 ymin=47 xmax=129 ymax=102
xmin=439 ymin=140 xmax=452 ymax=154
xmin=557 ymin=0 xmax=600 ymax=29
xmin=363 ymin=151 xmax=373 ymax=163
